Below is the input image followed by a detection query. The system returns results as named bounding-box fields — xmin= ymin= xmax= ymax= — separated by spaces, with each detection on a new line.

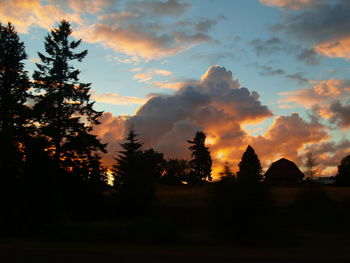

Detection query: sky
xmin=1 ymin=0 xmax=350 ymax=177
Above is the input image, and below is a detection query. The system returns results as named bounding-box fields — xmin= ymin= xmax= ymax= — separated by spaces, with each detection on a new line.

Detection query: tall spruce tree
xmin=33 ymin=20 xmax=106 ymax=180
xmin=0 ymin=22 xmax=31 ymax=229
xmin=0 ymin=22 xmax=31 ymax=172
xmin=237 ymin=145 xmax=262 ymax=184
xmin=187 ymin=131 xmax=212 ymax=184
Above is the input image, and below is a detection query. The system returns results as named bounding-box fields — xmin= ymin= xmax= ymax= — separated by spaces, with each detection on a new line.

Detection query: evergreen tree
xmin=0 ymin=22 xmax=31 ymax=230
xmin=33 ymin=20 xmax=106 ymax=180
xmin=113 ymin=128 xmax=159 ymax=215
xmin=335 ymin=155 xmax=350 ymax=186
xmin=187 ymin=131 xmax=212 ymax=184
xmin=112 ymin=128 xmax=143 ymax=190
xmin=0 ymin=22 xmax=31 ymax=174
xmin=237 ymin=145 xmax=262 ymax=184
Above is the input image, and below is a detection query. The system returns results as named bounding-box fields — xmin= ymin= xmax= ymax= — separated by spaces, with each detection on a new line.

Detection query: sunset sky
xmin=2 ymin=0 xmax=350 ymax=176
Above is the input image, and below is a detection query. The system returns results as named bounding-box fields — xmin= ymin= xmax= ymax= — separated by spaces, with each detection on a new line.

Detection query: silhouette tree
xmin=304 ymin=150 xmax=318 ymax=180
xmin=0 ymin=22 xmax=31 ymax=173
xmin=335 ymin=155 xmax=350 ymax=186
xmin=112 ymin=128 xmax=159 ymax=215
xmin=237 ymin=145 xmax=262 ymax=184
xmin=113 ymin=128 xmax=143 ymax=190
xmin=219 ymin=162 xmax=235 ymax=180
xmin=33 ymin=20 xmax=106 ymax=181
xmin=187 ymin=131 xmax=212 ymax=184
xmin=161 ymin=159 xmax=189 ymax=185
xmin=0 ymin=22 xmax=31 ymax=230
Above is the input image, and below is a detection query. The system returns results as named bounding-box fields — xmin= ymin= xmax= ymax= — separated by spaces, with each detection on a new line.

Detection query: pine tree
xmin=113 ymin=128 xmax=160 ymax=215
xmin=0 ymin=22 xmax=31 ymax=172
xmin=33 ymin=20 xmax=106 ymax=179
xmin=0 ymin=22 xmax=31 ymax=230
xmin=112 ymin=128 xmax=143 ymax=190
xmin=237 ymin=145 xmax=262 ymax=184
xmin=187 ymin=131 xmax=212 ymax=184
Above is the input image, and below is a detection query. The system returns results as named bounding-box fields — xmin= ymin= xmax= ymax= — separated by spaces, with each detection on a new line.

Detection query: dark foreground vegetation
xmin=2 ymin=20 xmax=350 ymax=261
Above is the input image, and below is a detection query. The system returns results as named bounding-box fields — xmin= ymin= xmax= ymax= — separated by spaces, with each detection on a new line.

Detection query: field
xmin=1 ymin=184 xmax=350 ymax=262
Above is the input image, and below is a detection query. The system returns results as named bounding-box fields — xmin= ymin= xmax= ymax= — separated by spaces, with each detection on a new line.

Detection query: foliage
xmin=187 ymin=131 xmax=212 ymax=184
xmin=113 ymin=128 xmax=161 ymax=215
xmin=304 ymin=150 xmax=318 ymax=180
xmin=33 ymin=20 xmax=106 ymax=186
xmin=237 ymin=145 xmax=262 ymax=184
xmin=161 ymin=159 xmax=189 ymax=185
xmin=0 ymin=22 xmax=31 ymax=231
xmin=336 ymin=155 xmax=350 ymax=186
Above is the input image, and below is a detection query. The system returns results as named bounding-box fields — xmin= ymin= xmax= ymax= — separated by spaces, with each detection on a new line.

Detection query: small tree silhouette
xmin=237 ymin=145 xmax=262 ymax=184
xmin=335 ymin=155 xmax=350 ymax=186
xmin=112 ymin=128 xmax=159 ymax=215
xmin=187 ymin=131 xmax=212 ymax=184
xmin=304 ymin=150 xmax=318 ymax=180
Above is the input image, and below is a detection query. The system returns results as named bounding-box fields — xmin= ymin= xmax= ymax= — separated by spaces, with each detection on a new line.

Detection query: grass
xmin=1 ymin=184 xmax=350 ymax=260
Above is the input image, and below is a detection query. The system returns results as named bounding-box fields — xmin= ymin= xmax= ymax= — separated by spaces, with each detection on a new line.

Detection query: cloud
xmin=250 ymin=37 xmax=321 ymax=65
xmin=286 ymin=72 xmax=309 ymax=84
xmin=329 ymin=101 xmax=350 ymax=128
xmin=281 ymin=79 xmax=350 ymax=108
xmin=92 ymin=92 xmax=148 ymax=105
xmin=0 ymin=0 xmax=82 ymax=33
xmin=94 ymin=66 xmax=273 ymax=173
xmin=296 ymin=48 xmax=321 ymax=65
xmin=281 ymin=79 xmax=350 ymax=125
xmin=252 ymin=113 xmax=328 ymax=165
xmin=126 ymin=0 xmax=191 ymax=17
xmin=93 ymin=66 xmax=343 ymax=177
xmin=258 ymin=65 xmax=285 ymax=76
xmin=260 ymin=0 xmax=323 ymax=10
xmin=264 ymin=0 xmax=350 ymax=60
xmin=315 ymin=36 xmax=350 ymax=60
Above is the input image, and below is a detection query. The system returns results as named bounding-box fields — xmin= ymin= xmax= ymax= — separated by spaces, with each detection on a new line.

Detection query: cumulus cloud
xmin=252 ymin=113 xmax=328 ymax=165
xmin=93 ymin=66 xmax=273 ymax=173
xmin=92 ymin=66 xmax=342 ymax=177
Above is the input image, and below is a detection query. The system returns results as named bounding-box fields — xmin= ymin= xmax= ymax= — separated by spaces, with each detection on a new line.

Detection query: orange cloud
xmin=315 ymin=36 xmax=350 ymax=60
xmin=259 ymin=0 xmax=320 ymax=10
xmin=92 ymin=92 xmax=148 ymax=106
xmin=281 ymin=79 xmax=349 ymax=108
xmin=0 ymin=0 xmax=82 ymax=33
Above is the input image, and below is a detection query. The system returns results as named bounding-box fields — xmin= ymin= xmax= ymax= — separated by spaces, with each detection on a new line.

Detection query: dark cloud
xmin=286 ymin=72 xmax=308 ymax=84
xmin=330 ymin=101 xmax=350 ymax=128
xmin=126 ymin=0 xmax=191 ymax=17
xmin=272 ymin=0 xmax=350 ymax=44
xmin=250 ymin=37 xmax=286 ymax=56
xmin=296 ymin=48 xmax=321 ymax=65
xmin=250 ymin=37 xmax=322 ymax=65
xmin=258 ymin=65 xmax=285 ymax=76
